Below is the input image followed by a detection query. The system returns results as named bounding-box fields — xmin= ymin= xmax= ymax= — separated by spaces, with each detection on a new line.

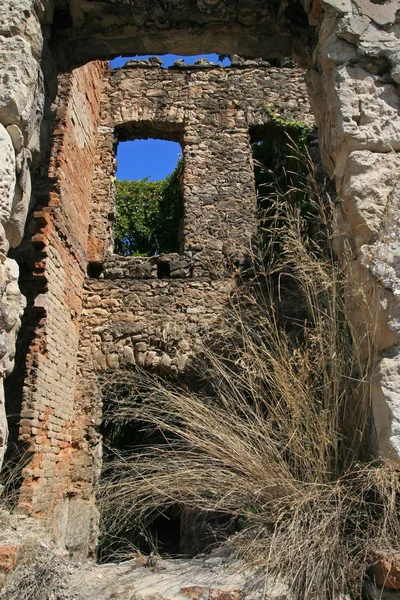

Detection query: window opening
xmin=250 ymin=117 xmax=313 ymax=223
xmin=114 ymin=139 xmax=183 ymax=257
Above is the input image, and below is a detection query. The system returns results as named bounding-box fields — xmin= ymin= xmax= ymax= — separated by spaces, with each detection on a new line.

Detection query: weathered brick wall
xmin=12 ymin=61 xmax=105 ymax=555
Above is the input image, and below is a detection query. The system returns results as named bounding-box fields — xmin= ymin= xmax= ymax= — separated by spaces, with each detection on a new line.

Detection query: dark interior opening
xmin=99 ymin=411 xmax=183 ymax=562
xmin=157 ymin=261 xmax=170 ymax=279
xmin=51 ymin=6 xmax=73 ymax=33
xmin=87 ymin=262 xmax=104 ymax=279
xmin=98 ymin=366 xmax=242 ymax=563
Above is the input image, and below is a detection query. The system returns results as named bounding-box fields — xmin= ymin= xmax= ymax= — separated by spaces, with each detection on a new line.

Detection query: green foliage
xmin=252 ymin=106 xmax=316 ymax=252
xmin=114 ymin=159 xmax=183 ymax=256
xmin=252 ymin=105 xmax=312 ymax=205
xmin=264 ymin=103 xmax=310 ymax=145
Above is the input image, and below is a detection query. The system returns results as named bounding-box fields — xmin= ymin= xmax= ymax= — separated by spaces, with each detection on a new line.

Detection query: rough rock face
xmin=0 ymin=120 xmax=29 ymax=470
xmin=0 ymin=259 xmax=25 ymax=470
xmin=306 ymin=0 xmax=400 ymax=456
xmin=0 ymin=0 xmax=52 ymax=470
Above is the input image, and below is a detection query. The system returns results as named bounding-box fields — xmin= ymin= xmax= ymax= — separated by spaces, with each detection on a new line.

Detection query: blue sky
xmin=112 ymin=54 xmax=229 ymax=181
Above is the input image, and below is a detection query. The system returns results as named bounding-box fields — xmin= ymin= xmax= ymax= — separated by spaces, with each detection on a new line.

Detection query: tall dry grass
xmin=98 ymin=147 xmax=400 ymax=599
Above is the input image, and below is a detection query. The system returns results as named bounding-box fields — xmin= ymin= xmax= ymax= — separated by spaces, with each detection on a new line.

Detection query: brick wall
xmin=12 ymin=61 xmax=105 ymax=556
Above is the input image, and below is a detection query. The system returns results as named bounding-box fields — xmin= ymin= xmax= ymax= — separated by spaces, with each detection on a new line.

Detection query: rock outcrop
xmin=306 ymin=0 xmax=400 ymax=455
xmin=0 ymin=0 xmax=54 ymax=469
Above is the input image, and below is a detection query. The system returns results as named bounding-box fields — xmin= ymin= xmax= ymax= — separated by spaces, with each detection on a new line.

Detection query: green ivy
xmin=263 ymin=103 xmax=310 ymax=146
xmin=114 ymin=159 xmax=183 ymax=256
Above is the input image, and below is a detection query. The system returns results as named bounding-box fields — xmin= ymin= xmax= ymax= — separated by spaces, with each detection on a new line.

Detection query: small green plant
xmin=114 ymin=159 xmax=183 ymax=256
xmin=264 ymin=103 xmax=311 ymax=145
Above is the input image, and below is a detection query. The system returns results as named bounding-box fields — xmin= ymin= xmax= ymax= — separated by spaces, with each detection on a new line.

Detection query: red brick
xmin=0 ymin=546 xmax=19 ymax=573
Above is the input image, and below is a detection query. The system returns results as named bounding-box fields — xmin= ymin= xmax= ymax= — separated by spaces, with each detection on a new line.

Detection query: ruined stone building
xmin=0 ymin=0 xmax=399 ymax=567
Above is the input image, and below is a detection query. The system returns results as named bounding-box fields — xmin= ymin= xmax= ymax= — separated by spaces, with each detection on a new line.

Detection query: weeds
xmin=0 ymin=539 xmax=72 ymax=600
xmin=98 ymin=143 xmax=400 ymax=599
xmin=0 ymin=447 xmax=31 ymax=511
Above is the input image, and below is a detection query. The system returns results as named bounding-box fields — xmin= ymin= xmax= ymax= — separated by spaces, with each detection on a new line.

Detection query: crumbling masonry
xmin=0 ymin=0 xmax=399 ymax=559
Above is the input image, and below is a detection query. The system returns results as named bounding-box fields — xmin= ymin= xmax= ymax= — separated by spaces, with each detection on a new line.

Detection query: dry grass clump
xmin=99 ymin=154 xmax=400 ymax=599
xmin=0 ymin=539 xmax=72 ymax=600
xmin=0 ymin=447 xmax=31 ymax=511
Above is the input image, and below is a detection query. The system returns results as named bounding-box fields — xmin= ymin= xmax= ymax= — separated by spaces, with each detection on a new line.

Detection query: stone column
xmin=305 ymin=0 xmax=400 ymax=455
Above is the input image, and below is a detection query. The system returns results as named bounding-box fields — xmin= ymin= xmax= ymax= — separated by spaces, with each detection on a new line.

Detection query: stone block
xmin=0 ymin=35 xmax=40 ymax=128
xmin=370 ymin=551 xmax=400 ymax=590
xmin=0 ymin=123 xmax=16 ymax=251
xmin=0 ymin=0 xmax=43 ymax=59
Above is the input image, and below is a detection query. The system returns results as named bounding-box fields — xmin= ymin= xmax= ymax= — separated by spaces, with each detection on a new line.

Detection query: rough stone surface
xmin=0 ymin=546 xmax=19 ymax=573
xmin=0 ymin=0 xmax=399 ymax=575
xmin=370 ymin=551 xmax=400 ymax=590
xmin=88 ymin=64 xmax=313 ymax=265
xmin=341 ymin=151 xmax=400 ymax=250
xmin=0 ymin=257 xmax=26 ymax=470
xmin=0 ymin=35 xmax=40 ymax=131
xmin=52 ymin=2 xmax=314 ymax=70
xmin=68 ymin=555 xmax=290 ymax=600
xmin=0 ymin=124 xmax=16 ymax=251
xmin=0 ymin=0 xmax=44 ymax=59
xmin=5 ymin=148 xmax=32 ymax=249
xmin=306 ymin=0 xmax=400 ymax=457
xmin=372 ymin=350 xmax=400 ymax=456
xmin=0 ymin=0 xmax=49 ymax=475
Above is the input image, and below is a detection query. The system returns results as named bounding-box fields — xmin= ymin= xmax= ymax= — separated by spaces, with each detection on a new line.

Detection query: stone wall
xmin=306 ymin=0 xmax=400 ymax=455
xmin=88 ymin=62 xmax=313 ymax=265
xmin=80 ymin=62 xmax=313 ymax=374
xmin=51 ymin=1 xmax=314 ymax=70
xmin=71 ymin=64 xmax=313 ymax=555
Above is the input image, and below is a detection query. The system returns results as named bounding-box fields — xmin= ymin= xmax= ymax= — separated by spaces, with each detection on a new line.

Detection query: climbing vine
xmin=263 ymin=103 xmax=310 ymax=145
